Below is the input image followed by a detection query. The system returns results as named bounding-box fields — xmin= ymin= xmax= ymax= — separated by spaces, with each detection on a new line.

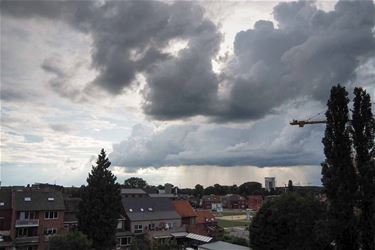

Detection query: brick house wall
xmin=38 ymin=210 xmax=65 ymax=250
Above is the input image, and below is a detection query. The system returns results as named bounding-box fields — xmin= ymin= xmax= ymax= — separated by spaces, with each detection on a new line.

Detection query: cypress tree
xmin=78 ymin=149 xmax=122 ymax=250
xmin=352 ymin=87 xmax=375 ymax=250
xmin=321 ymin=85 xmax=358 ymax=250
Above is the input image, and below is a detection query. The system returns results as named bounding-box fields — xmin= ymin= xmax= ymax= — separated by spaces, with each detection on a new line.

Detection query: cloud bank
xmin=2 ymin=0 xmax=374 ymax=122
xmin=1 ymin=0 xmax=374 ymax=173
xmin=110 ymin=112 xmax=324 ymax=171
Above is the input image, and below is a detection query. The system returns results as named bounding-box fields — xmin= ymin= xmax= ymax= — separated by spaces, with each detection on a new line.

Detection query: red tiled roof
xmin=172 ymin=200 xmax=197 ymax=218
xmin=196 ymin=210 xmax=216 ymax=224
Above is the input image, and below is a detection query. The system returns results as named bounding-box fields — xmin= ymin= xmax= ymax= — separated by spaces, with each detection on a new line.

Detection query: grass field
xmin=215 ymin=210 xmax=251 ymax=228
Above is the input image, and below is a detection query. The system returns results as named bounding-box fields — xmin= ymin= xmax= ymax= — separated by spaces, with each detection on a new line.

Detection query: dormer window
xmin=48 ymin=197 xmax=54 ymax=201
xmin=24 ymin=197 xmax=31 ymax=202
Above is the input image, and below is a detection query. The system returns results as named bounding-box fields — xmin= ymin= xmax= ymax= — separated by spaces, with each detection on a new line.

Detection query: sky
xmin=1 ymin=0 xmax=374 ymax=188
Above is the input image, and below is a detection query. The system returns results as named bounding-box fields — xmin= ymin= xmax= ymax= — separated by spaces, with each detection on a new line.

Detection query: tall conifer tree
xmin=352 ymin=87 xmax=375 ymax=250
xmin=321 ymin=85 xmax=358 ymax=250
xmin=78 ymin=149 xmax=121 ymax=250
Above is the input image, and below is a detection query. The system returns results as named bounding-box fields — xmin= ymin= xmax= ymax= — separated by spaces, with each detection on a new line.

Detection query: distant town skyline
xmin=1 ymin=0 xmax=374 ymax=187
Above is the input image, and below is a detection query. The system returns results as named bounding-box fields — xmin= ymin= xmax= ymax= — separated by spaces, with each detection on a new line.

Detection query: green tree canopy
xmin=152 ymin=238 xmax=178 ymax=250
xmin=194 ymin=184 xmax=204 ymax=198
xmin=352 ymin=87 xmax=375 ymax=250
xmin=78 ymin=149 xmax=121 ymax=250
xmin=129 ymin=236 xmax=151 ymax=250
xmin=321 ymin=85 xmax=358 ymax=249
xmin=238 ymin=182 xmax=262 ymax=196
xmin=124 ymin=177 xmax=148 ymax=188
xmin=249 ymin=193 xmax=331 ymax=250
xmin=49 ymin=231 xmax=92 ymax=250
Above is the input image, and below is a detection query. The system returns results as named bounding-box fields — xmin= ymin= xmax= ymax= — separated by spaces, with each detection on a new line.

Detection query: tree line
xmin=250 ymin=86 xmax=375 ymax=250
xmin=50 ymin=85 xmax=374 ymax=250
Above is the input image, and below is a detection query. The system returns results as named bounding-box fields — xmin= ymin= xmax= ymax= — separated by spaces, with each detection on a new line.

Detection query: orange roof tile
xmin=172 ymin=200 xmax=197 ymax=218
xmin=196 ymin=210 xmax=216 ymax=224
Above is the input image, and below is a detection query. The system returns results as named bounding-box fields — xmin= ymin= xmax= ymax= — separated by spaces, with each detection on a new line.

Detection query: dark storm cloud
xmin=219 ymin=0 xmax=374 ymax=121
xmin=41 ymin=57 xmax=86 ymax=102
xmin=2 ymin=0 xmax=222 ymax=105
xmin=2 ymin=0 xmax=374 ymax=121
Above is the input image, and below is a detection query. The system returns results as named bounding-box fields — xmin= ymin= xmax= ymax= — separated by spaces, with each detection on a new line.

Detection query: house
xmin=247 ymin=195 xmax=263 ymax=212
xmin=11 ymin=190 xmax=65 ymax=250
xmin=148 ymin=184 xmax=178 ymax=199
xmin=121 ymin=197 xmax=183 ymax=241
xmin=121 ymin=188 xmax=148 ymax=198
xmin=0 ymin=189 xmax=12 ymax=232
xmin=201 ymin=195 xmax=222 ymax=210
xmin=148 ymin=193 xmax=177 ymax=199
xmin=0 ymin=188 xmax=13 ymax=250
xmin=172 ymin=200 xmax=197 ymax=226
xmin=115 ymin=214 xmax=133 ymax=250
xmin=222 ymin=194 xmax=247 ymax=209
xmin=194 ymin=210 xmax=223 ymax=238
xmin=198 ymin=240 xmax=251 ymax=250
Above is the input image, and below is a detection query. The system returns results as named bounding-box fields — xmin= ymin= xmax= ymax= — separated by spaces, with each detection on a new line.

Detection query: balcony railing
xmin=15 ymin=236 xmax=39 ymax=244
xmin=15 ymin=219 xmax=39 ymax=228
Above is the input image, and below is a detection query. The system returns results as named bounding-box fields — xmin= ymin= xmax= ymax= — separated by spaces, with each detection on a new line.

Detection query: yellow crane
xmin=290 ymin=103 xmax=375 ymax=127
xmin=290 ymin=109 xmax=327 ymax=127
xmin=289 ymin=119 xmax=327 ymax=127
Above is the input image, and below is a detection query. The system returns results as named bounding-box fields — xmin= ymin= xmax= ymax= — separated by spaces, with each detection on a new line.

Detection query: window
xmin=149 ymin=223 xmax=155 ymax=230
xmin=117 ymin=220 xmax=123 ymax=229
xmin=140 ymin=208 xmax=144 ymax=212
xmin=47 ymin=197 xmax=54 ymax=201
xmin=45 ymin=211 xmax=58 ymax=219
xmin=148 ymin=207 xmax=153 ymax=211
xmin=134 ymin=224 xmax=143 ymax=233
xmin=119 ymin=236 xmax=132 ymax=246
xmin=129 ymin=209 xmax=133 ymax=212
xmin=0 ymin=202 xmax=4 ymax=206
xmin=17 ymin=211 xmax=36 ymax=220
xmin=16 ymin=227 xmax=36 ymax=237
xmin=17 ymin=228 xmax=29 ymax=237
xmin=24 ymin=197 xmax=31 ymax=202
xmin=44 ymin=228 xmax=57 ymax=235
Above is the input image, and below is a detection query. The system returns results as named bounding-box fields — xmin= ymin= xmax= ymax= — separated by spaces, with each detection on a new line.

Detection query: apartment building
xmin=222 ymin=194 xmax=247 ymax=209
xmin=4 ymin=189 xmax=65 ymax=250
xmin=201 ymin=195 xmax=222 ymax=210
xmin=247 ymin=195 xmax=263 ymax=212
xmin=0 ymin=188 xmax=13 ymax=249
